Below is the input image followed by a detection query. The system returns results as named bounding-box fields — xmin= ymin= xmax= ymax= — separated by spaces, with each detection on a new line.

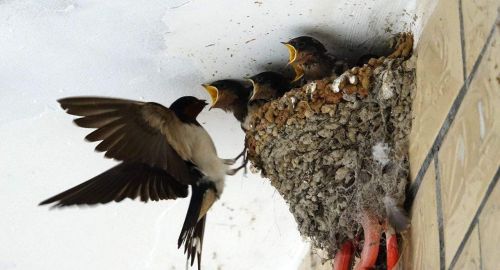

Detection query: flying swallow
xmin=282 ymin=36 xmax=345 ymax=82
xmin=39 ymin=96 xmax=230 ymax=270
xmin=247 ymin=71 xmax=291 ymax=102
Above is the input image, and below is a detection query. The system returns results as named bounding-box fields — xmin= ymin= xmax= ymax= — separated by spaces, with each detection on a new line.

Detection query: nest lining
xmin=245 ymin=34 xmax=415 ymax=257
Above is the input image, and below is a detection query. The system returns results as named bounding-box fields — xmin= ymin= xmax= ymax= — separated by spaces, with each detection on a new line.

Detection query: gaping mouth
xmin=247 ymin=79 xmax=259 ymax=101
xmin=284 ymin=43 xmax=297 ymax=64
xmin=202 ymin=84 xmax=219 ymax=107
xmin=291 ymin=64 xmax=304 ymax=83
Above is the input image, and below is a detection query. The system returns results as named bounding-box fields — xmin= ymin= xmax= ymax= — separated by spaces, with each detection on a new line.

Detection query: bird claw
xmin=233 ymin=147 xmax=247 ymax=162
xmin=226 ymin=161 xmax=247 ymax=176
xmin=226 ymin=147 xmax=250 ymax=176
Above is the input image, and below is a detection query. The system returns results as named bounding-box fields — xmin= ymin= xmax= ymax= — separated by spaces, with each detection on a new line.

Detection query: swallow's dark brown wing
xmin=58 ymin=97 xmax=195 ymax=185
xmin=39 ymin=163 xmax=189 ymax=207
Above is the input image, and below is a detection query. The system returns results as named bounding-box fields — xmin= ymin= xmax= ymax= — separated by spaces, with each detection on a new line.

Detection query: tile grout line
xmin=434 ymin=156 xmax=446 ymax=270
xmin=458 ymin=0 xmax=468 ymax=82
xmin=405 ymin=21 xmax=497 ymax=211
xmin=477 ymin=220 xmax=484 ymax=270
xmin=448 ymin=167 xmax=499 ymax=270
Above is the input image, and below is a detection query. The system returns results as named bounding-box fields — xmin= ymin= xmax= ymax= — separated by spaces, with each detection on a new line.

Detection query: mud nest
xmin=245 ymin=34 xmax=415 ymax=257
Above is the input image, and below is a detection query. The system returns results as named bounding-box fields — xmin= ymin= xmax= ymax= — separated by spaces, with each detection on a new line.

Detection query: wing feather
xmin=58 ymin=97 xmax=195 ymax=185
xmin=39 ymin=163 xmax=189 ymax=207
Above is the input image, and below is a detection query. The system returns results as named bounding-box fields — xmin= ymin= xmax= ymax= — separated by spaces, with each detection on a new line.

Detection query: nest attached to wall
xmin=245 ymin=34 xmax=415 ymax=257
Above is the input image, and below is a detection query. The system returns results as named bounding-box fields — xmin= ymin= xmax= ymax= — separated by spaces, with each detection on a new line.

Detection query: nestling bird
xmin=202 ymin=79 xmax=252 ymax=123
xmin=202 ymin=73 xmax=291 ymax=173
xmin=39 ymin=96 xmax=232 ymax=270
xmin=202 ymin=80 xmax=252 ymax=172
xmin=282 ymin=36 xmax=346 ymax=82
xmin=203 ymin=72 xmax=291 ymax=128
xmin=247 ymin=71 xmax=291 ymax=102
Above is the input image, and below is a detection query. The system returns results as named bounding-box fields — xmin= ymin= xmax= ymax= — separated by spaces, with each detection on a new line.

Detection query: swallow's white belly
xmin=166 ymin=122 xmax=227 ymax=194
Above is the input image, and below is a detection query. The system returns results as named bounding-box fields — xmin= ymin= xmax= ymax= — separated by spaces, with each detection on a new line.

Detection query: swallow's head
xmin=247 ymin=71 xmax=290 ymax=102
xmin=282 ymin=36 xmax=327 ymax=65
xmin=202 ymin=80 xmax=250 ymax=111
xmin=170 ymin=96 xmax=208 ymax=120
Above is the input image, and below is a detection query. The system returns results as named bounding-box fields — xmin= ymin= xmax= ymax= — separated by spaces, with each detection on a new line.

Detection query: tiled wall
xmin=404 ymin=0 xmax=499 ymax=269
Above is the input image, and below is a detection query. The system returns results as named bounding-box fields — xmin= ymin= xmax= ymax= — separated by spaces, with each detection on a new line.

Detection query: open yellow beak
xmin=291 ymin=64 xmax=304 ymax=83
xmin=247 ymin=79 xmax=259 ymax=101
xmin=284 ymin=43 xmax=297 ymax=64
xmin=202 ymin=84 xmax=219 ymax=108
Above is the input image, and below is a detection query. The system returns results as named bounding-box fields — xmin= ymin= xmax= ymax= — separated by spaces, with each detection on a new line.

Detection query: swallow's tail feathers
xmin=178 ymin=183 xmax=215 ymax=270
xmin=39 ymin=162 xmax=188 ymax=207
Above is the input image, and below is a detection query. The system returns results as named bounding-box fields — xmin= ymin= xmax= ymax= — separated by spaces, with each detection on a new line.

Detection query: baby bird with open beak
xmin=202 ymin=72 xmax=291 ymax=172
xmin=247 ymin=71 xmax=291 ymax=103
xmin=282 ymin=36 xmax=346 ymax=83
xmin=202 ymin=80 xmax=252 ymax=124
xmin=202 ymin=80 xmax=252 ymax=172
xmin=202 ymin=71 xmax=291 ymax=130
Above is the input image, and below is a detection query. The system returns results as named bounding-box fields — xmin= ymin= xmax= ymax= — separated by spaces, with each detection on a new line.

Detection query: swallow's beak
xmin=282 ymin=43 xmax=297 ymax=65
xmin=201 ymin=84 xmax=219 ymax=109
xmin=291 ymin=64 xmax=304 ymax=83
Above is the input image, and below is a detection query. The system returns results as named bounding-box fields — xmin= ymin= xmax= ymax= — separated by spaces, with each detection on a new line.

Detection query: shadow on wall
xmin=298 ymin=27 xmax=394 ymax=65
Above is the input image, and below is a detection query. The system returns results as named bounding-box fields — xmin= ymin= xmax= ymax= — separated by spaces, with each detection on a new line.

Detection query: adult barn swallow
xmin=247 ymin=71 xmax=291 ymax=102
xmin=39 ymin=96 xmax=228 ymax=270
xmin=283 ymin=36 xmax=345 ymax=82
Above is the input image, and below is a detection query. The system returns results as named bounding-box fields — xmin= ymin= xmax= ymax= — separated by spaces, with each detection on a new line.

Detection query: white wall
xmin=0 ymin=1 xmax=420 ymax=269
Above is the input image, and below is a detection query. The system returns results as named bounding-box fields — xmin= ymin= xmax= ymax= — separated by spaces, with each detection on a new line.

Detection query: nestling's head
xmin=247 ymin=71 xmax=290 ymax=102
xmin=201 ymin=80 xmax=251 ymax=111
xmin=282 ymin=36 xmax=327 ymax=65
xmin=282 ymin=36 xmax=327 ymax=82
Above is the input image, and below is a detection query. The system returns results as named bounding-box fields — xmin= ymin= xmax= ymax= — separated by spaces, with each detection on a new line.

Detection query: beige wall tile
xmin=461 ymin=0 xmax=498 ymax=75
xmin=402 ymin=163 xmax=440 ymax=269
xmin=454 ymin=226 xmax=482 ymax=269
xmin=478 ymin=181 xmax=500 ymax=270
xmin=438 ymin=32 xmax=499 ymax=268
xmin=409 ymin=0 xmax=464 ymax=181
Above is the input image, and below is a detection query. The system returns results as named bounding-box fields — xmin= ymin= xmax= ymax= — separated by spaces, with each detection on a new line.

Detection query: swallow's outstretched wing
xmin=57 ymin=97 xmax=195 ymax=182
xmin=39 ymin=162 xmax=189 ymax=207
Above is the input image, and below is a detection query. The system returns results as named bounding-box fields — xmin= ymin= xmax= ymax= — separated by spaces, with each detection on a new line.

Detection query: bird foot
xmin=233 ymin=148 xmax=247 ymax=162
xmin=226 ymin=161 xmax=247 ymax=176
xmin=333 ymin=241 xmax=354 ymax=270
xmin=226 ymin=148 xmax=249 ymax=175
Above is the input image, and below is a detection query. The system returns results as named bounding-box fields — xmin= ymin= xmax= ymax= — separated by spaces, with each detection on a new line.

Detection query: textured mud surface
xmin=245 ymin=34 xmax=415 ymax=257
